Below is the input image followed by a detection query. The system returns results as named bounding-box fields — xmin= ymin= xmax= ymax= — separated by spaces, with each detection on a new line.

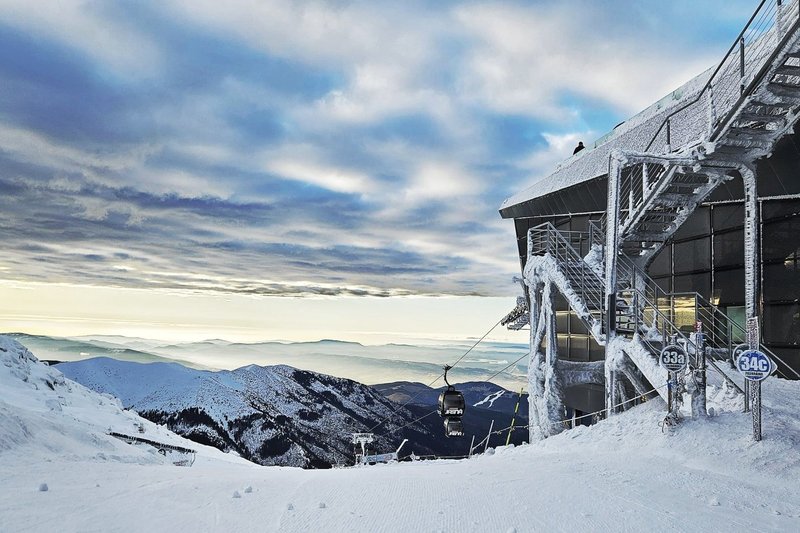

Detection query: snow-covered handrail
xmin=614 ymin=252 xmax=796 ymax=380
xmin=645 ymin=0 xmax=800 ymax=153
xmin=693 ymin=292 xmax=800 ymax=379
xmin=528 ymin=222 xmax=605 ymax=315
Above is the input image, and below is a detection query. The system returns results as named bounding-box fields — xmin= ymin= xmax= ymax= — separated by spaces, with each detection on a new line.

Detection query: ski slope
xmin=2 ymin=336 xmax=800 ymax=532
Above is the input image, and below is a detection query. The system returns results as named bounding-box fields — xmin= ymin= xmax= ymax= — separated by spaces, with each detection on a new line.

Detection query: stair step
xmin=776 ymin=64 xmax=800 ymax=76
xmin=735 ymin=112 xmax=786 ymax=124
xmin=665 ymin=182 xmax=701 ymax=192
xmin=765 ymin=83 xmax=800 ymax=98
xmin=672 ymin=174 xmax=708 ymax=185
xmin=640 ymin=211 xmax=680 ymax=220
xmin=715 ymin=137 xmax=772 ymax=150
xmin=727 ymin=126 xmax=779 ymax=136
xmin=652 ymin=192 xmax=693 ymax=204
xmin=624 ymin=232 xmax=669 ymax=242
xmin=743 ymin=100 xmax=793 ymax=114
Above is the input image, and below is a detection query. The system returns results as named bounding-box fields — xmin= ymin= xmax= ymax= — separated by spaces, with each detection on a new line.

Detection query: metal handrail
xmin=535 ymin=222 xmax=799 ymax=381
xmin=617 ymin=246 xmax=798 ymax=380
xmin=693 ymin=292 xmax=800 ymax=379
xmin=528 ymin=223 xmax=605 ymax=315
xmin=644 ymin=0 xmax=800 ymax=153
xmin=617 ymin=286 xmax=699 ymax=356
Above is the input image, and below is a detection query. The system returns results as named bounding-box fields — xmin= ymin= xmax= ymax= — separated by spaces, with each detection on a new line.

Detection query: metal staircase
xmin=527 ymin=221 xmax=753 ymax=404
xmin=528 ymin=224 xmax=605 ymax=342
xmin=521 ymin=1 xmax=800 ymax=435
xmin=605 ymin=1 xmax=800 ymax=266
xmin=588 ymin=217 xmax=798 ymax=380
xmin=607 ymin=155 xmax=729 ymax=264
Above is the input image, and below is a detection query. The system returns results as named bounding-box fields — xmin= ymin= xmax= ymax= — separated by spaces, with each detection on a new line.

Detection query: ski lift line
xmin=393 ymin=409 xmax=439 ymax=433
xmin=367 ymin=317 xmax=504 ymax=433
xmin=481 ymin=351 xmax=530 ymax=384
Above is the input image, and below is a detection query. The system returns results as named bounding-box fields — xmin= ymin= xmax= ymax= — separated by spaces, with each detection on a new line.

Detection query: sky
xmin=0 ymin=0 xmax=756 ymax=346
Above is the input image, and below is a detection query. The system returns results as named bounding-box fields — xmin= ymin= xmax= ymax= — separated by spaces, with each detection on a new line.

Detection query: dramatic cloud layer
xmin=0 ymin=0 xmax=751 ymax=298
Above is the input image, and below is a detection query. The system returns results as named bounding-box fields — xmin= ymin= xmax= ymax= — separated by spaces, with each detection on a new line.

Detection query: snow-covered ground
xmin=2 ymin=335 xmax=800 ymax=532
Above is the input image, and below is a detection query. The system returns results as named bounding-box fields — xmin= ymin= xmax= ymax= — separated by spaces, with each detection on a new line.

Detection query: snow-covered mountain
xmin=0 ymin=335 xmax=244 ymax=466
xmin=57 ymin=357 xmax=454 ymax=468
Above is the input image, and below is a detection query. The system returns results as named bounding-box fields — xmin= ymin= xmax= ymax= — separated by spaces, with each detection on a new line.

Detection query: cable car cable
xmin=367 ymin=317 xmax=504 ymax=433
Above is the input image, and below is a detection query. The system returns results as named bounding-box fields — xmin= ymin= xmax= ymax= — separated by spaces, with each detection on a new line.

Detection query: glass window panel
xmin=569 ymin=313 xmax=589 ymax=335
xmin=652 ymin=276 xmax=671 ymax=294
xmin=553 ymin=292 xmax=569 ymax=312
xmin=589 ymin=337 xmax=605 ymax=362
xmin=667 ymin=294 xmax=699 ymax=333
xmin=762 ymin=218 xmax=800 ymax=262
xmin=707 ymin=177 xmax=743 ymax=202
xmin=763 ymin=263 xmax=800 ymax=303
xmin=557 ymin=334 xmax=570 ymax=356
xmin=674 ymin=273 xmax=711 ymax=297
xmin=712 ymin=204 xmax=744 ymax=231
xmin=713 ymin=230 xmax=744 ymax=268
xmin=714 ymin=268 xmax=745 ymax=307
xmin=649 ymin=245 xmax=671 ymax=277
xmin=763 ymin=303 xmax=800 ymax=346
xmin=570 ymin=335 xmax=590 ymax=362
xmin=673 ymin=207 xmax=710 ymax=240
xmin=763 ymin=346 xmax=800 ymax=378
xmin=762 ymin=199 xmax=800 ymax=221
xmin=556 ymin=311 xmax=569 ymax=333
xmin=674 ymin=237 xmax=711 ymax=274
xmin=723 ymin=306 xmax=747 ymax=344
xmin=570 ymin=215 xmax=589 ymax=233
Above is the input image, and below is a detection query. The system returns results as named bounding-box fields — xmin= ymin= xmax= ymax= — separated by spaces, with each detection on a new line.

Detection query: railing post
xmin=605 ymin=153 xmax=623 ymax=340
xmin=708 ymin=84 xmax=717 ymax=132
xmin=740 ymin=36 xmax=746 ymax=95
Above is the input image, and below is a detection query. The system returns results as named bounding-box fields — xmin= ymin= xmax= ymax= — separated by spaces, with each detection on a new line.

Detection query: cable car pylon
xmin=438 ymin=365 xmax=465 ymax=438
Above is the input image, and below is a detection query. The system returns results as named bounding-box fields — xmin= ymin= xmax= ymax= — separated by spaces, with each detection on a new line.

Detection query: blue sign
xmin=736 ymin=350 xmax=773 ymax=382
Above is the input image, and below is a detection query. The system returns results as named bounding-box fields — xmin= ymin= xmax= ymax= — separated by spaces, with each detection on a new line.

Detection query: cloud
xmin=265 ymin=156 xmax=377 ymax=195
xmin=0 ymin=0 xmax=758 ymax=301
xmin=0 ymin=0 xmax=162 ymax=77
xmin=454 ymin=2 xmax=723 ymax=120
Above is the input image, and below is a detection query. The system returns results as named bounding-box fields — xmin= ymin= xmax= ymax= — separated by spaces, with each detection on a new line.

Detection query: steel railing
xmin=533 ymin=221 xmax=800 ymax=382
xmin=644 ymin=0 xmax=800 ymax=153
xmin=602 ymin=223 xmax=800 ymax=380
xmin=528 ymin=223 xmax=605 ymax=320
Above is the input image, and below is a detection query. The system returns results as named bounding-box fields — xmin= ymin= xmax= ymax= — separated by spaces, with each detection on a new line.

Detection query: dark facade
xmin=503 ymin=127 xmax=800 ymax=414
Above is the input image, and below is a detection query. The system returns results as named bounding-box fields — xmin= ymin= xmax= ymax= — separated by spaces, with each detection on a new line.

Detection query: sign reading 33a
xmin=736 ymin=350 xmax=773 ymax=382
xmin=659 ymin=345 xmax=688 ymax=372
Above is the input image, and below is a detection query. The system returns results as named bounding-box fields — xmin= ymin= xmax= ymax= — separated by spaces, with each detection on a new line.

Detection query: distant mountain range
xmin=57 ymin=357 xmax=529 ymax=468
xmin=8 ymin=332 xmax=529 ymax=391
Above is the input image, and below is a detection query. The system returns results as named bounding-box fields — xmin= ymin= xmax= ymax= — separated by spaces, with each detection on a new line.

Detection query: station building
xmin=500 ymin=2 xmax=800 ymax=431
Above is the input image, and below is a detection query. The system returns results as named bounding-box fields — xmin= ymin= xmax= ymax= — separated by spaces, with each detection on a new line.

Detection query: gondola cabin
xmin=438 ymin=365 xmax=465 ymax=438
xmin=438 ymin=387 xmax=465 ymax=417
xmin=443 ymin=416 xmax=464 ymax=438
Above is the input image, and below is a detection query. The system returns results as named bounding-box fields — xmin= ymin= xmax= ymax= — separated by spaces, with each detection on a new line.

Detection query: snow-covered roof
xmin=500 ymin=67 xmax=713 ymax=213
